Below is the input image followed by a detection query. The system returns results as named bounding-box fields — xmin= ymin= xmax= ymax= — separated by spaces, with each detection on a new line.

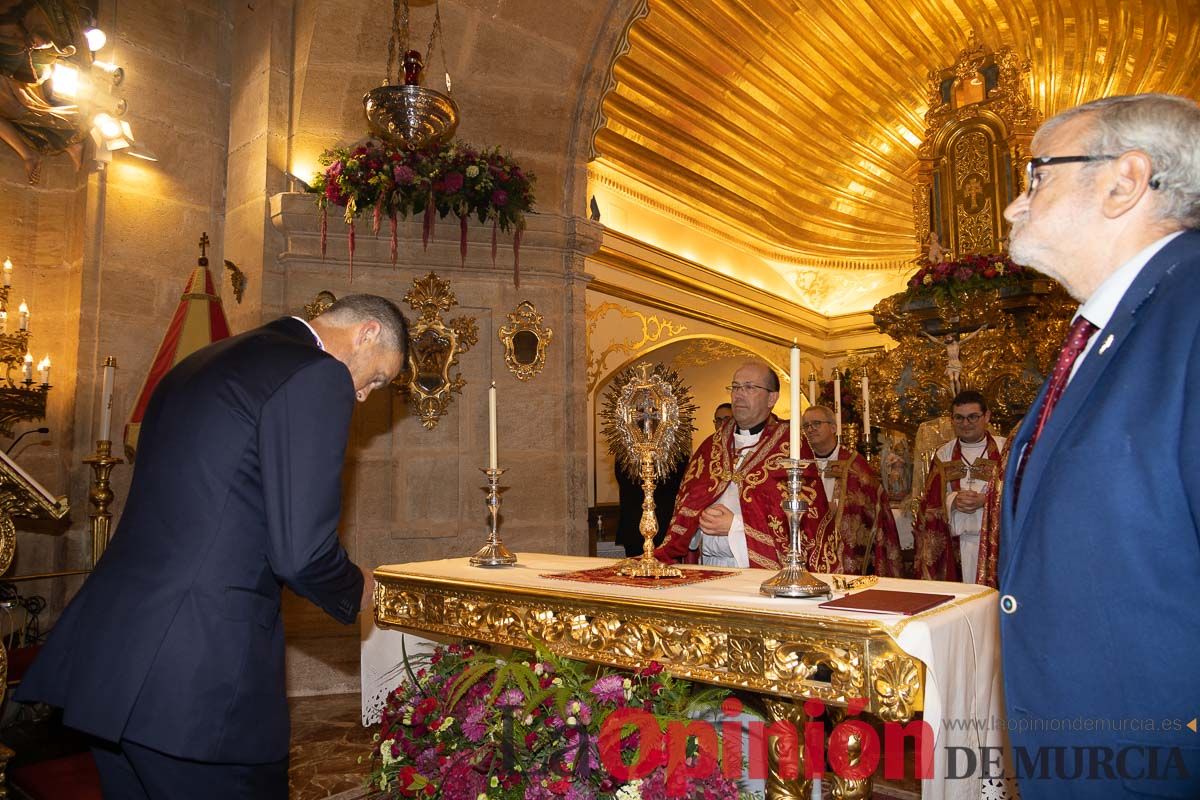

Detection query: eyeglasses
xmin=952 ymin=413 xmax=984 ymax=424
xmin=801 ymin=420 xmax=833 ymax=431
xmin=726 ymin=383 xmax=770 ymax=395
xmin=1024 ymin=155 xmax=1117 ymax=196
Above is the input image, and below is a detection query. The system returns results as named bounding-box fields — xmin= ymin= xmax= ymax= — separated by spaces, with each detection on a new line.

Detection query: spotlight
xmin=92 ymin=60 xmax=125 ymax=85
xmin=84 ymin=26 xmax=107 ymax=51
xmin=50 ymin=62 xmax=80 ymax=98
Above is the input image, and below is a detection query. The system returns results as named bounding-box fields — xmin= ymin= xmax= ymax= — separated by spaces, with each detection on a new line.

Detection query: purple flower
xmin=443 ymin=172 xmax=464 ymax=192
xmin=491 ymin=188 xmax=509 ymax=207
xmin=394 ymin=165 xmax=416 ymax=184
xmin=498 ymin=688 xmax=525 ymax=707
xmin=462 ymin=703 xmax=488 ymax=742
xmin=590 ymin=674 xmax=625 ymax=704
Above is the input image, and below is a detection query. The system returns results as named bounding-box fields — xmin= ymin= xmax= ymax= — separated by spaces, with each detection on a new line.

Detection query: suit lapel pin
xmin=1098 ymin=334 xmax=1114 ymax=354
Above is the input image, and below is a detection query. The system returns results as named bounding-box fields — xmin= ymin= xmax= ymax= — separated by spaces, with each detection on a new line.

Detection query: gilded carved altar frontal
xmin=540 ymin=564 xmax=734 ymax=589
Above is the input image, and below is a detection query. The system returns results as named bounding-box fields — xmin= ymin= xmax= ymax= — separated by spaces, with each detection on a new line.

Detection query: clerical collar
xmin=736 ymin=419 xmax=767 ymax=436
xmin=814 ymin=446 xmax=837 ymax=459
xmin=958 ymin=436 xmax=987 ymax=447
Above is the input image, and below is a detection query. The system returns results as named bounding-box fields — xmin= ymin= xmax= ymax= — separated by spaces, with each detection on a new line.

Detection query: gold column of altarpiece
xmin=375 ymin=559 xmax=926 ymax=799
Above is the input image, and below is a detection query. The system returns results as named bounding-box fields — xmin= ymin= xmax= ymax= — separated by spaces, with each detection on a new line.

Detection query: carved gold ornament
xmin=600 ymin=362 xmax=695 ymax=484
xmin=585 ymin=302 xmax=685 ymax=393
xmin=302 ymin=290 xmax=338 ymax=321
xmin=498 ymin=301 xmax=552 ymax=381
xmin=396 ymin=273 xmax=479 ymax=430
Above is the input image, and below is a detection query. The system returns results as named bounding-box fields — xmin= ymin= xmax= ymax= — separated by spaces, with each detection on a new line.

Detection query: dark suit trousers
xmin=90 ymin=739 xmax=287 ymax=800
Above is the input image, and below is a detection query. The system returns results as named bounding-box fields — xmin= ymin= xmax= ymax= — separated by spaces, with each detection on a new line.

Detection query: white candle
xmin=2 ymin=257 xmax=11 ymax=288
xmin=98 ymin=356 xmax=116 ymax=442
xmin=789 ymin=341 xmax=801 ymax=457
xmin=488 ymin=381 xmax=498 ymax=470
xmin=22 ymin=352 xmax=33 ymax=382
xmin=808 ymin=372 xmax=817 ymax=407
xmin=861 ymin=370 xmax=871 ymax=441
xmin=38 ymin=355 xmax=50 ymax=385
xmin=18 ymin=300 xmax=28 ymax=331
xmin=833 ymin=368 xmax=842 ymax=439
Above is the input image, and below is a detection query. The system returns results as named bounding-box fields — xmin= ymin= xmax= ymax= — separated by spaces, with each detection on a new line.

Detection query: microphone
xmin=6 ymin=427 xmax=49 ymax=454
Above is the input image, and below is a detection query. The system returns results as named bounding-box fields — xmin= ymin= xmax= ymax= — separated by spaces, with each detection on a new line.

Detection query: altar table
xmin=369 ymin=553 xmax=1005 ymax=800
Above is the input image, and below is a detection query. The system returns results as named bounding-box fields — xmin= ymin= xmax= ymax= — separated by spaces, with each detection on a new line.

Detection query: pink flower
xmin=394 ymin=165 xmax=416 ymax=184
xmin=443 ymin=172 xmax=464 ymax=192
xmin=590 ymin=674 xmax=625 ymax=704
xmin=491 ymin=188 xmax=509 ymax=207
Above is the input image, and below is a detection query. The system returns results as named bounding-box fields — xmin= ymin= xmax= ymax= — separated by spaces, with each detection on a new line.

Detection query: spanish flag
xmin=123 ymin=264 xmax=231 ymax=460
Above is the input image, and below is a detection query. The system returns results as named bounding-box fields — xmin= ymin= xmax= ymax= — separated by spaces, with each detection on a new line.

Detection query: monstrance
xmin=601 ymin=363 xmax=695 ymax=578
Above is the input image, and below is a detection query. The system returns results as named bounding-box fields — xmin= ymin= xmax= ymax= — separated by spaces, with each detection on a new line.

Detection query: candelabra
xmin=759 ymin=459 xmax=832 ymax=598
xmin=83 ymin=438 xmax=123 ymax=566
xmin=0 ymin=285 xmax=51 ymax=437
xmin=469 ymin=467 xmax=517 ymax=567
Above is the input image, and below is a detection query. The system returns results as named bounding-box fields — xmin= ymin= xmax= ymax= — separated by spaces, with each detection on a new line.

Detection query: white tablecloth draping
xmin=364 ymin=554 xmax=1007 ymax=800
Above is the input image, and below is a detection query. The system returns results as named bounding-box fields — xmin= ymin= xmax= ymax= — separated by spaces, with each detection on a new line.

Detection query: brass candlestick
xmin=83 ymin=439 xmax=123 ymax=567
xmin=469 ymin=467 xmax=517 ymax=567
xmin=616 ymin=443 xmax=682 ymax=579
xmin=760 ymin=459 xmax=831 ymax=598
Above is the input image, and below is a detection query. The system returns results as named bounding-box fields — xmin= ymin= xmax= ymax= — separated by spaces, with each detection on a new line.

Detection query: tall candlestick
xmin=22 ymin=352 xmax=33 ymax=383
xmin=861 ymin=369 xmax=871 ymax=441
xmin=2 ymin=257 xmax=11 ymax=288
xmin=98 ymin=356 xmax=116 ymax=442
xmin=18 ymin=300 xmax=28 ymax=331
xmin=789 ymin=341 xmax=801 ymax=456
xmin=832 ymin=368 xmax=842 ymax=438
xmin=808 ymin=372 xmax=817 ymax=407
xmin=488 ymin=381 xmax=498 ymax=470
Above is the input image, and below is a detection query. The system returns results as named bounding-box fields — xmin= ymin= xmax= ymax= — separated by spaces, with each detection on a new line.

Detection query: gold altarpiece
xmin=913 ymin=35 xmax=1040 ymax=261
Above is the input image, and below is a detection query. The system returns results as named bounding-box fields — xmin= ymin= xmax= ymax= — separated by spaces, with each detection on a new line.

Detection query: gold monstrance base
xmin=616 ymin=445 xmax=681 ymax=579
xmin=470 ymin=468 xmax=517 ymax=567
xmin=760 ymin=460 xmax=831 ymax=598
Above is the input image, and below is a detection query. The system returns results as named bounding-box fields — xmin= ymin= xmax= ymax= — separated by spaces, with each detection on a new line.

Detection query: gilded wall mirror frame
xmin=498 ymin=301 xmax=552 ymax=381
xmin=395 ymin=273 xmax=478 ymax=429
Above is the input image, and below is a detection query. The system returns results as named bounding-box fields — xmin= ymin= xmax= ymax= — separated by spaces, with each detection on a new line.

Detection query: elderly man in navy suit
xmin=18 ymin=294 xmax=408 ymax=799
xmin=1000 ymin=94 xmax=1200 ymax=798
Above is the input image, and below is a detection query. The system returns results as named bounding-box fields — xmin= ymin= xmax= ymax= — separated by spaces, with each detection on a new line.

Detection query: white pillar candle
xmin=832 ymin=368 xmax=842 ymax=439
xmin=18 ymin=300 xmax=28 ymax=331
xmin=38 ymin=355 xmax=50 ymax=385
xmin=98 ymin=356 xmax=116 ymax=442
xmin=2 ymin=257 xmax=11 ymax=288
xmin=861 ymin=370 xmax=871 ymax=441
xmin=488 ymin=381 xmax=498 ymax=470
xmin=22 ymin=352 xmax=33 ymax=382
xmin=808 ymin=372 xmax=817 ymax=407
xmin=789 ymin=341 xmax=801 ymax=457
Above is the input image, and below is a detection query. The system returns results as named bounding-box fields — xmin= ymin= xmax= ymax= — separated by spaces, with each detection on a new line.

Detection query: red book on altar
xmin=819 ymin=589 xmax=954 ymax=616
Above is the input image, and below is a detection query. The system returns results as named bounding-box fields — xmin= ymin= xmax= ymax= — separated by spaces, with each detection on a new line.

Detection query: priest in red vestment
xmin=913 ymin=390 xmax=1006 ymax=582
xmin=796 ymin=405 xmax=904 ymax=576
xmin=655 ymin=361 xmax=791 ymax=569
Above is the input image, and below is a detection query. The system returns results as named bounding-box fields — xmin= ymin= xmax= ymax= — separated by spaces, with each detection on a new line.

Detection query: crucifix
xmin=198 ymin=232 xmax=210 ymax=266
xmin=634 ymin=390 xmax=660 ymax=437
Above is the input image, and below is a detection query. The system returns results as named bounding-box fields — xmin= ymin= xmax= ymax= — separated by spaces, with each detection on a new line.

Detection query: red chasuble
xmin=912 ymin=434 xmax=1003 ymax=581
xmin=655 ymin=415 xmax=791 ymax=569
xmin=796 ymin=441 xmax=904 ymax=577
xmin=976 ymin=435 xmax=1015 ymax=588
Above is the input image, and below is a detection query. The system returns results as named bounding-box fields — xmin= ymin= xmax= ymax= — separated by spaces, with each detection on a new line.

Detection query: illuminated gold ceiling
xmin=593 ymin=0 xmax=1200 ymax=274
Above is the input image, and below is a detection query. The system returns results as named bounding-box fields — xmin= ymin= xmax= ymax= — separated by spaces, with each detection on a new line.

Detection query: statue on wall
xmin=0 ymin=0 xmax=89 ymax=183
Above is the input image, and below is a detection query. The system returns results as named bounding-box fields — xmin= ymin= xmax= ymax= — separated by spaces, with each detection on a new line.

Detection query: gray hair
xmin=1035 ymin=93 xmax=1200 ymax=228
xmin=737 ymin=360 xmax=780 ymax=392
xmin=804 ymin=403 xmax=836 ymax=423
xmin=321 ymin=294 xmax=409 ymax=356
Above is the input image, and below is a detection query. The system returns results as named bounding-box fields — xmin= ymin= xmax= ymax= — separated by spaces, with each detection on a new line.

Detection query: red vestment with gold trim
xmin=797 ymin=441 xmax=904 ymax=577
xmin=654 ymin=415 xmax=791 ymax=569
xmin=913 ymin=433 xmax=1003 ymax=581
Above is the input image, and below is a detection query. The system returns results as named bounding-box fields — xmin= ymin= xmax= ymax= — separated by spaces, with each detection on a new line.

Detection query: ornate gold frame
xmin=498 ymin=301 xmax=552 ymax=382
xmin=396 ymin=273 xmax=478 ymax=429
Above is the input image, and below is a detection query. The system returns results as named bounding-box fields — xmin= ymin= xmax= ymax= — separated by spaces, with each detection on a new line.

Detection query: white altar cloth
xmin=364 ymin=553 xmax=1005 ymax=800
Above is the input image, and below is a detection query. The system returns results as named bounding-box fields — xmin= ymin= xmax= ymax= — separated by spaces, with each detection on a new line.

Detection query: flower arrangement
xmin=369 ymin=641 xmax=750 ymax=800
xmin=309 ymin=140 xmax=535 ymax=282
xmin=903 ymin=253 xmax=1034 ymax=305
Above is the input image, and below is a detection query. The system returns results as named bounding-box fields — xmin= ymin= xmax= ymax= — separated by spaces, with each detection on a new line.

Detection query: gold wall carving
xmin=671 ymin=338 xmax=753 ymax=368
xmin=498 ymin=301 xmax=552 ymax=382
xmin=396 ymin=273 xmax=479 ymax=429
xmin=586 ymin=301 xmax=685 ymax=393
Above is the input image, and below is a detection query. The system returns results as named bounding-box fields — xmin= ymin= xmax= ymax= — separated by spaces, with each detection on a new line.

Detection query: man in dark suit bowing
xmin=1000 ymin=94 xmax=1200 ymax=799
xmin=18 ymin=294 xmax=408 ymax=798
